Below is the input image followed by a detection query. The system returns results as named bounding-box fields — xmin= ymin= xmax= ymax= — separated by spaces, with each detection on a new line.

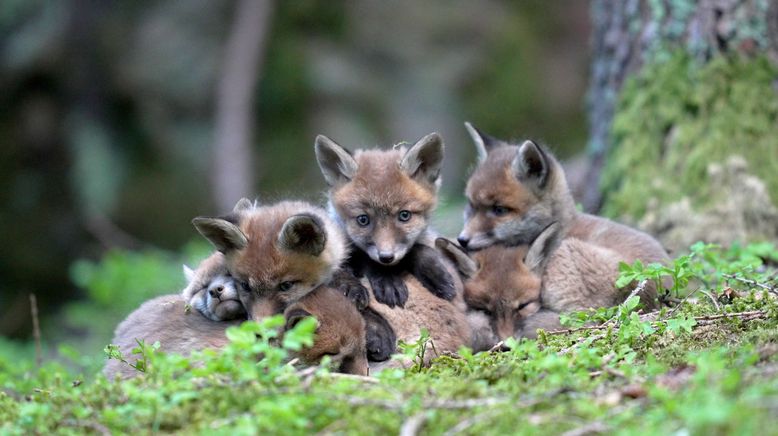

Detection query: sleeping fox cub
xmin=439 ymin=222 xmax=635 ymax=340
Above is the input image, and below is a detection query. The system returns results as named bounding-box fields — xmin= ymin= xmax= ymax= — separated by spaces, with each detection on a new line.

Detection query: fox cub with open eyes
xmin=314 ymin=133 xmax=456 ymax=309
xmin=458 ymin=123 xmax=668 ymax=310
xmin=191 ymin=198 xmax=349 ymax=321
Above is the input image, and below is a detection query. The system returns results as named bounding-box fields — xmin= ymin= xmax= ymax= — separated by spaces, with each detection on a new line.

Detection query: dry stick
xmin=399 ymin=412 xmax=429 ymax=436
xmin=29 ymin=294 xmax=42 ymax=368
xmin=698 ymin=289 xmax=721 ymax=312
xmin=665 ymin=286 xmax=702 ymax=319
xmin=722 ymin=273 xmax=778 ymax=296
xmin=341 ymin=396 xmax=508 ymax=411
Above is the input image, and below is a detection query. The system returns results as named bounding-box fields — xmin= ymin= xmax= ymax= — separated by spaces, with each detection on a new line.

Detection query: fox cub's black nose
xmin=457 ymin=236 xmax=470 ymax=248
xmin=209 ymin=286 xmax=224 ymax=298
xmin=378 ymin=253 xmax=395 ymax=264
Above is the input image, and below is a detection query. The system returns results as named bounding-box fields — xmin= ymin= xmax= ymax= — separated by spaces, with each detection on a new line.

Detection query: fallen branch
xmin=341 ymin=395 xmax=508 ymax=411
xmin=399 ymin=412 xmax=428 ymax=436
xmin=723 ymin=274 xmax=778 ymax=296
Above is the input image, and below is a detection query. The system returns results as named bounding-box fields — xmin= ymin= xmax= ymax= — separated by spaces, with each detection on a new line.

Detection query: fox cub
xmin=459 ymin=123 xmax=668 ymax=309
xmin=440 ymin=221 xmax=638 ymax=340
xmin=181 ymin=252 xmax=245 ymax=321
xmin=104 ymin=286 xmax=368 ymax=379
xmin=314 ymin=133 xmax=456 ymax=309
xmin=192 ymin=198 xmax=349 ymax=320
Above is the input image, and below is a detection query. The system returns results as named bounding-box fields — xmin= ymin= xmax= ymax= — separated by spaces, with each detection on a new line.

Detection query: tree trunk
xmin=586 ymin=0 xmax=778 ymax=252
xmin=212 ymin=0 xmax=274 ymax=212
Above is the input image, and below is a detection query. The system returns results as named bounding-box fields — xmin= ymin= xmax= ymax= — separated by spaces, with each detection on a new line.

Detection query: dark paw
xmin=363 ymin=308 xmax=396 ymax=362
xmin=368 ymin=273 xmax=408 ymax=308
xmin=409 ymin=245 xmax=456 ymax=301
xmin=345 ymin=284 xmax=369 ymax=311
xmin=328 ymin=269 xmax=369 ymax=310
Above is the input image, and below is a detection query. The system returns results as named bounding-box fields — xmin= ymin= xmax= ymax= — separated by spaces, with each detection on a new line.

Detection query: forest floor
xmin=1 ymin=244 xmax=777 ymax=435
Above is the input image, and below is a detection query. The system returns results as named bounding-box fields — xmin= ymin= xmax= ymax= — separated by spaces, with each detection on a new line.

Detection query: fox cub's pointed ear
xmin=182 ymin=265 xmax=196 ymax=283
xmin=464 ymin=122 xmax=502 ymax=162
xmin=524 ymin=222 xmax=560 ymax=273
xmin=401 ymin=132 xmax=444 ymax=187
xmin=435 ymin=237 xmax=478 ymax=278
xmin=512 ymin=140 xmax=549 ymax=190
xmin=278 ymin=213 xmax=327 ymax=256
xmin=233 ymin=197 xmax=255 ymax=213
xmin=192 ymin=217 xmax=248 ymax=253
xmin=284 ymin=307 xmax=317 ymax=332
xmin=315 ymin=135 xmax=358 ymax=187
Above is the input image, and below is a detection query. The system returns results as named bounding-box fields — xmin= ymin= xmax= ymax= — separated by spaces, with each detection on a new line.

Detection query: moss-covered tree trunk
xmin=586 ymin=0 xmax=778 ymax=253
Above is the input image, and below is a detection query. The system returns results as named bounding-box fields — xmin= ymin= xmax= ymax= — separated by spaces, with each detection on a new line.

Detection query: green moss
xmin=601 ymin=53 xmax=778 ymax=220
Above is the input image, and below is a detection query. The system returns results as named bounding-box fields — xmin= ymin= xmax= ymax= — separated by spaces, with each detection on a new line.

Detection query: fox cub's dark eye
xmin=492 ymin=205 xmax=508 ymax=216
xmin=398 ymin=210 xmax=412 ymax=222
xmin=238 ymin=281 xmax=251 ymax=292
xmin=356 ymin=215 xmax=370 ymax=226
xmin=279 ymin=281 xmax=295 ymax=292
xmin=517 ymin=301 xmax=533 ymax=310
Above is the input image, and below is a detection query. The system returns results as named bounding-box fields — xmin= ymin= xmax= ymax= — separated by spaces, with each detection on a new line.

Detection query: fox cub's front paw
xmin=362 ymin=307 xmax=397 ymax=362
xmin=367 ymin=271 xmax=409 ymax=308
xmin=408 ymin=244 xmax=456 ymax=301
xmin=329 ymin=270 xmax=370 ymax=310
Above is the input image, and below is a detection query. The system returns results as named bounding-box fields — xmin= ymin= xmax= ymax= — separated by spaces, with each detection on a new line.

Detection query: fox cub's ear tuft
xmin=192 ymin=217 xmax=248 ymax=253
xmin=401 ymin=132 xmax=444 ymax=186
xmin=464 ymin=122 xmax=502 ymax=162
xmin=435 ymin=237 xmax=478 ymax=278
xmin=513 ymin=140 xmax=549 ymax=190
xmin=315 ymin=135 xmax=358 ymax=187
xmin=278 ymin=213 xmax=328 ymax=256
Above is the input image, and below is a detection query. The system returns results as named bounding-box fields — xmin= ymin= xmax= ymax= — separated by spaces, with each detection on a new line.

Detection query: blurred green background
xmin=0 ymin=0 xmax=590 ymax=363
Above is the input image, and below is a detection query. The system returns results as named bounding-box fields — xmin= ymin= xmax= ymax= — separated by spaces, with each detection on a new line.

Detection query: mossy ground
xmin=2 ymin=244 xmax=778 ymax=435
xmin=601 ymin=53 xmax=778 ymax=221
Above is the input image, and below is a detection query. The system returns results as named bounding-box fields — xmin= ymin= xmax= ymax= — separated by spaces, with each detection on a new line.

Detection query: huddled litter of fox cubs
xmin=106 ymin=122 xmax=671 ymax=379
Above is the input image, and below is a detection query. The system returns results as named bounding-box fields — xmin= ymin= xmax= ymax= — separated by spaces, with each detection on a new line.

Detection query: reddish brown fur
xmin=331 ymin=148 xmax=438 ymax=258
xmin=365 ymin=260 xmax=471 ymax=371
xmin=285 ymin=286 xmax=368 ymax=375
xmin=464 ymin=245 xmax=542 ymax=340
xmin=221 ymin=201 xmax=347 ymax=320
xmin=465 ymin=149 xmax=538 ymax=233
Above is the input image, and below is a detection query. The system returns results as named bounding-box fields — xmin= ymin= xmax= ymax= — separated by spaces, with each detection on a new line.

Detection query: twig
xmin=561 ymin=420 xmax=609 ymax=436
xmin=665 ymin=286 xmax=701 ymax=319
xmin=62 ymin=419 xmax=111 ymax=436
xmin=444 ymin=408 xmax=505 ymax=435
xmin=29 ymin=294 xmax=42 ymax=368
xmin=698 ymin=289 xmax=721 ymax=312
xmin=560 ymin=334 xmax=607 ymax=356
xmin=322 ymin=372 xmax=379 ymax=384
xmin=723 ymin=273 xmax=778 ymax=296
xmin=626 ymin=280 xmax=648 ymax=301
xmin=488 ymin=340 xmax=509 ymax=353
xmin=341 ymin=395 xmax=508 ymax=410
xmin=399 ymin=412 xmax=428 ymax=436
